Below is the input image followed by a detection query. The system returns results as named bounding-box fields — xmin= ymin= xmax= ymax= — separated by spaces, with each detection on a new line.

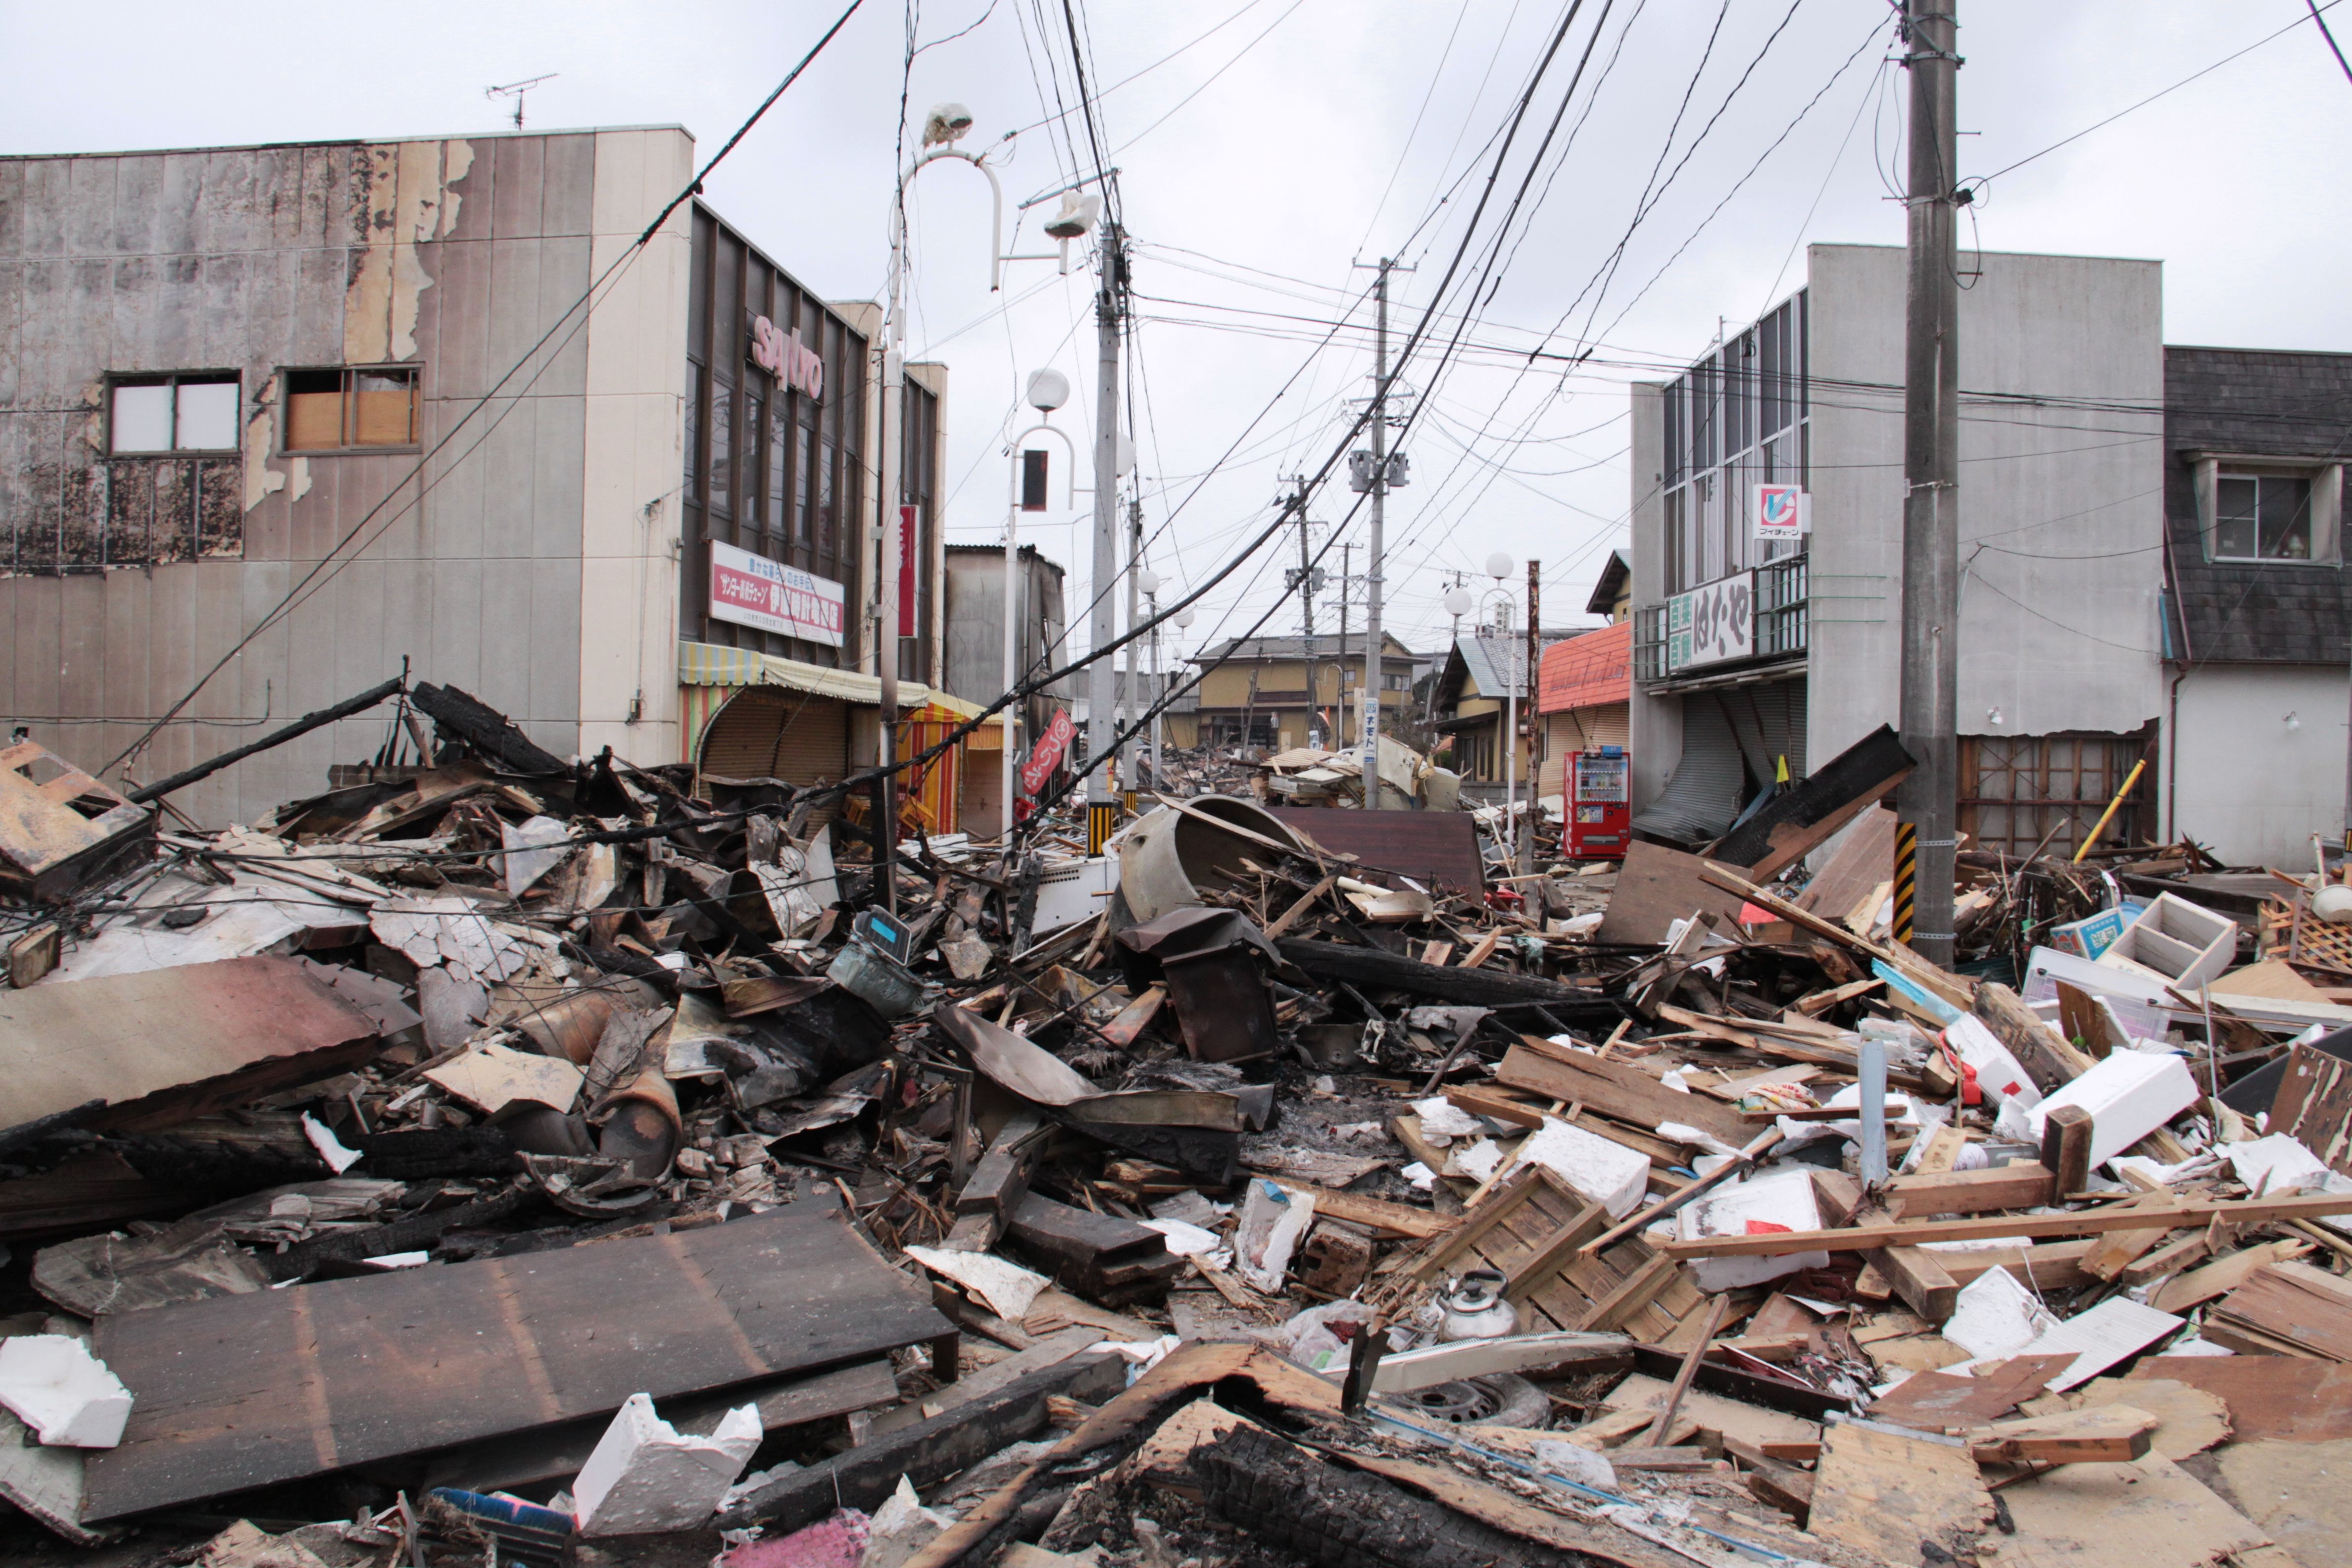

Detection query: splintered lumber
xmin=1658 ymin=1189 xmax=2352 ymax=1258
xmin=1644 ymin=1295 xmax=1731 ymax=1446
xmin=1964 ymin=1403 xmax=2157 ymax=1465
xmin=1806 ymin=1420 xmax=1994 ymax=1568
xmin=1709 ymin=725 xmax=1914 ymax=881
xmin=1495 ymin=1039 xmax=1750 ymax=1144
xmin=2205 ymin=1260 xmax=2352 ymax=1361
xmin=82 ymin=1198 xmax=957 ymax=1521
xmin=1882 ymin=1164 xmax=2057 ymax=1217
xmin=1972 ymin=979 xmax=2095 ymax=1094
xmin=2150 ymin=1239 xmax=2311 ymax=1315
xmin=1579 ymin=1129 xmax=1781 ymax=1257
xmin=1273 ymin=937 xmax=1621 ymax=1021
xmin=2039 ymin=1103 xmax=2095 ymax=1194
xmin=1264 ymin=1180 xmax=1450 ymax=1239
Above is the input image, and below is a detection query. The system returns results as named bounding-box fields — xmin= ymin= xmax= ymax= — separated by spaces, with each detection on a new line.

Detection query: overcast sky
xmin=6 ymin=1 xmax=2350 ymax=668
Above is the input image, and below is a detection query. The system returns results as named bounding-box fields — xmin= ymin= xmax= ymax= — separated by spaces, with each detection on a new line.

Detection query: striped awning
xmin=677 ymin=641 xmax=1003 ymax=726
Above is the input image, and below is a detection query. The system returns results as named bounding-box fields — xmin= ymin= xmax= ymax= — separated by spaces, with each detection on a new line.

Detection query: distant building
xmin=1537 ymin=622 xmax=1631 ymax=797
xmin=1432 ymin=628 xmax=1582 ymax=784
xmin=1187 ymin=633 xmax=1418 ymax=751
xmin=1587 ymin=549 xmax=1632 ymax=623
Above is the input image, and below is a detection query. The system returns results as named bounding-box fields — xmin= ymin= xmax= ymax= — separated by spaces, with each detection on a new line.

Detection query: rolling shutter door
xmin=698 ymin=688 xmax=851 ymax=784
xmin=1630 ymin=695 xmax=1745 ymax=846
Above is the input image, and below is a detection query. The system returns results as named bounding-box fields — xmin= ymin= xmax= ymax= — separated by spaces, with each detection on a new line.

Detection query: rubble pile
xmin=0 ymin=690 xmax=2346 ymax=1568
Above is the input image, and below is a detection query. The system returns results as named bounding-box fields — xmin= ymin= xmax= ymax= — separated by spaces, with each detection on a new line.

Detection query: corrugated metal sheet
xmin=1630 ymin=695 xmax=1746 ymax=846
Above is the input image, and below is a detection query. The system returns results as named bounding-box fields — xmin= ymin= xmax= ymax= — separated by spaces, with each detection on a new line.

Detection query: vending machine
xmin=1567 ymin=747 xmax=1631 ymax=860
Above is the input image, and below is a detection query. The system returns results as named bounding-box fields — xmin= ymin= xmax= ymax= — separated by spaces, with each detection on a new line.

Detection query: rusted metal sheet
xmin=1115 ymin=907 xmax=1282 ymax=1065
xmin=1263 ymin=806 xmax=1485 ymax=895
xmin=0 ymin=742 xmax=154 ymax=901
xmin=0 ymin=955 xmax=382 ymax=1136
xmin=82 ymin=1195 xmax=957 ymax=1521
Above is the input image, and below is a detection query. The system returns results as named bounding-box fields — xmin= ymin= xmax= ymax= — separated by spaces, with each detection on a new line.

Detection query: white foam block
xmin=1517 ymin=1119 xmax=1652 ymax=1219
xmin=0 ymin=1335 xmax=134 ymax=1449
xmin=573 ymin=1391 xmax=761 ymax=1537
xmin=1233 ymin=1178 xmax=1317 ymax=1293
xmin=1943 ymin=1266 xmax=2054 ymax=1361
xmin=1942 ymin=1015 xmax=2041 ymax=1107
xmin=2019 ymin=1051 xmax=2199 ymax=1169
xmin=1677 ymin=1166 xmax=1830 ymax=1292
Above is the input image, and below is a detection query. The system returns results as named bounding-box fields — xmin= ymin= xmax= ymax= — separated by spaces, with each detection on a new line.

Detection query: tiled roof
xmin=1538 ymin=621 xmax=1631 ymax=712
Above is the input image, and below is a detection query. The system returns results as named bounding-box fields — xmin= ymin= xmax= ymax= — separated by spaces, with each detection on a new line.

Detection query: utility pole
xmin=1084 ymin=223 xmax=1127 ymax=854
xmin=1361 ymin=258 xmax=1393 ymax=808
xmin=1337 ymin=542 xmax=1353 ymax=747
xmin=1523 ymin=558 xmax=1540 ymax=872
xmin=1121 ymin=491 xmax=1142 ymax=799
xmin=1294 ymin=485 xmax=1318 ymax=744
xmin=1896 ymin=0 xmax=1960 ymax=963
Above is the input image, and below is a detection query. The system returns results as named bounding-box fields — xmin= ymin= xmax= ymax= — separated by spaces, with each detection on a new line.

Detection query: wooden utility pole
xmin=1895 ymin=0 xmax=1960 ymax=963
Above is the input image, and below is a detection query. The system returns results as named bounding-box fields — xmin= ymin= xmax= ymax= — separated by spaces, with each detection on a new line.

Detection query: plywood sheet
xmin=83 ymin=1199 xmax=954 ymax=1520
xmin=1806 ymin=1419 xmax=1991 ymax=1568
xmin=1594 ymin=840 xmax=1749 ymax=944
xmin=2208 ymin=1438 xmax=2352 ymax=1568
xmin=1262 ymin=807 xmax=1485 ymax=895
xmin=2127 ymin=1357 xmax=2352 ymax=1442
xmin=1794 ymin=805 xmax=1898 ymax=918
xmin=2073 ymin=1377 xmax=2231 ymax=1461
xmin=1993 ymin=1454 xmax=2269 ymax=1568
xmin=0 ymin=955 xmax=381 ymax=1135
xmin=1600 ymin=1373 xmax=1820 ymax=1449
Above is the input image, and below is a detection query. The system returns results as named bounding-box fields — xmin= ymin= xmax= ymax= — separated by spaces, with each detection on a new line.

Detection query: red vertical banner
xmin=897 ymin=504 xmax=919 ymax=637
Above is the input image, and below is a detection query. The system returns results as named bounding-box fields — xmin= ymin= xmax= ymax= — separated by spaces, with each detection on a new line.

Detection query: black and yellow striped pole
xmin=1087 ymin=799 xmax=1118 ymax=855
xmin=1892 ymin=819 xmax=1919 ymax=947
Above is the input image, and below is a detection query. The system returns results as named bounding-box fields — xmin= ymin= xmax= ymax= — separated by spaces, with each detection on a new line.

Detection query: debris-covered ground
xmin=0 ymin=691 xmax=2346 ymax=1568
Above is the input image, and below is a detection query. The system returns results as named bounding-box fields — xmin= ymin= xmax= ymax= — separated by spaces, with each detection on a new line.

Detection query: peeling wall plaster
xmin=343 ymin=138 xmax=469 ymax=365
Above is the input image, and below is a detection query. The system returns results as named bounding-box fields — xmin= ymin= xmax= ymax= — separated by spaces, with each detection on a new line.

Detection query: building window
xmin=109 ymin=374 xmax=240 ymax=454
xmin=283 ymin=367 xmax=420 ymax=452
xmin=1960 ymin=732 xmax=2151 ymax=859
xmin=2196 ymin=456 xmax=2340 ymax=564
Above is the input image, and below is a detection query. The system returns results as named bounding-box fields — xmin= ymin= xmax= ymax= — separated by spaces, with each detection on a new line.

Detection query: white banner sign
xmin=1754 ymin=483 xmax=1809 ymax=541
xmin=708 ymin=540 xmax=846 ymax=647
xmin=1666 ymin=571 xmax=1755 ymax=672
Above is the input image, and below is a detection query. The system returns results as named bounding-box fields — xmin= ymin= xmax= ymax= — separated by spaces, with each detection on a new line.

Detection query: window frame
xmin=2193 ymin=453 xmax=2342 ymax=565
xmin=278 ymin=364 xmax=424 ymax=456
xmin=106 ymin=371 xmax=244 ymax=457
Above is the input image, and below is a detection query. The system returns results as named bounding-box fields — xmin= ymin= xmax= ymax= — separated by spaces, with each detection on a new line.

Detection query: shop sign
xmin=709 ymin=539 xmax=845 ymax=646
xmin=1019 ymin=708 xmax=1076 ymax=794
xmin=749 ymin=316 xmax=825 ymax=401
xmin=1666 ymin=570 xmax=1754 ymax=672
xmin=1755 ymin=483 xmax=1809 ymax=541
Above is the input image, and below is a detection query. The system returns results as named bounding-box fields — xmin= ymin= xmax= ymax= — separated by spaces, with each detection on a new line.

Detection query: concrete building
xmin=0 ymin=126 xmax=975 ymax=825
xmin=1627 ymin=242 xmax=2352 ymax=869
xmin=942 ymin=542 xmax=1069 ymax=824
xmin=1628 ymin=244 xmax=2168 ymax=858
xmin=1187 ymin=633 xmax=1418 ymax=751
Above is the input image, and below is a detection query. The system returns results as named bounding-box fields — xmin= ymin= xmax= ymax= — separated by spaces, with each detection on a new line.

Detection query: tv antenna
xmin=486 ymin=74 xmax=557 ymax=130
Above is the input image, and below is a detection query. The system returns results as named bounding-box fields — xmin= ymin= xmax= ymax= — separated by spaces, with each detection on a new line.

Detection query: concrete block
xmin=1678 ymin=1166 xmax=1830 ymax=1292
xmin=0 ymin=1334 xmax=133 ymax=1448
xmin=1519 ymin=1118 xmax=1651 ymax=1219
xmin=574 ymin=1391 xmax=760 ymax=1537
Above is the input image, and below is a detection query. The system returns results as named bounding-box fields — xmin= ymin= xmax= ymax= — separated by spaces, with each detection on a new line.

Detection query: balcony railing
xmin=1756 ymin=551 xmax=1808 ymax=659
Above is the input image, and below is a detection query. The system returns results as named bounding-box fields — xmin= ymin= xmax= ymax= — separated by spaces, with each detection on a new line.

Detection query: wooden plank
xmin=1495 ymin=1039 xmax=1750 ymax=1144
xmin=1594 ymin=840 xmax=1751 ymax=945
xmin=1265 ymin=1179 xmax=1448 ymax=1239
xmin=2206 ymin=1261 xmax=2352 ymax=1362
xmin=1793 ymin=804 xmax=1898 ymax=917
xmin=1575 ymin=1252 xmax=1677 ymax=1332
xmin=83 ymin=1199 xmax=956 ymax=1521
xmin=1261 ymin=807 xmax=1484 ymax=895
xmin=2149 ymin=1238 xmax=2309 ymax=1314
xmin=1871 ymin=1246 xmax=1960 ymax=1322
xmin=2039 ymin=1103 xmax=2095 ymax=1194
xmin=1659 ymin=1190 xmax=2352 ymax=1258
xmin=2127 ymin=1356 xmax=2352 ymax=1442
xmin=1964 ymin=1404 xmax=2156 ymax=1464
xmin=0 ymin=955 xmax=381 ymax=1136
xmin=1866 ymin=1355 xmax=2075 ymax=1432
xmin=1883 ymin=1165 xmax=2057 ymax=1217
xmin=2268 ymin=1040 xmax=2352 ymax=1177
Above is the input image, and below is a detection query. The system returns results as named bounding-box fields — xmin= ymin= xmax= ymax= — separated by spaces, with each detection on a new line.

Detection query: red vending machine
xmin=1567 ymin=747 xmax=1630 ymax=860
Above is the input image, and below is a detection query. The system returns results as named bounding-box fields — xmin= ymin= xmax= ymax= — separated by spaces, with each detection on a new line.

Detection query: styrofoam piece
xmin=574 ymin=1391 xmax=761 ymax=1537
xmin=1516 ymin=1119 xmax=1652 ymax=1219
xmin=1533 ymin=1439 xmax=1618 ymax=1491
xmin=1450 ymin=1138 xmax=1507 ymax=1182
xmin=1677 ymin=1167 xmax=1831 ymax=1292
xmin=2226 ymin=1133 xmax=2332 ymax=1195
xmin=1138 ymin=1218 xmax=1222 ymax=1257
xmin=1941 ymin=1014 xmax=2041 ymax=1107
xmin=0 ymin=1335 xmax=134 ymax=1448
xmin=301 ymin=1112 xmax=363 ymax=1174
xmin=2003 ymin=1297 xmax=2184 ymax=1392
xmin=1233 ymin=1179 xmax=1316 ymax=1293
xmin=1411 ymin=1096 xmax=1485 ymax=1143
xmin=1943 ymin=1266 xmax=2056 ymax=1359
xmin=903 ymin=1246 xmax=1052 ymax=1322
xmin=2095 ymin=891 xmax=2238 ymax=990
xmin=2011 ymin=1050 xmax=2198 ymax=1169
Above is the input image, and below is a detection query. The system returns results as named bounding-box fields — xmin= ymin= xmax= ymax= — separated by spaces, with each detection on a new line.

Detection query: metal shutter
xmin=698 ymin=688 xmax=851 ymax=784
xmin=1630 ymin=694 xmax=1746 ymax=846
xmin=1719 ymin=677 xmax=1809 ymax=785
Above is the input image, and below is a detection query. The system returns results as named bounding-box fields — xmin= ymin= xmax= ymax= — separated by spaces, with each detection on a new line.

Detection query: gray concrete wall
xmin=1626 ymin=380 xmax=1679 ymax=810
xmin=1803 ymin=244 xmax=2166 ymax=766
xmin=2166 ymin=664 xmax=2347 ymax=865
xmin=0 ymin=128 xmax=693 ymax=824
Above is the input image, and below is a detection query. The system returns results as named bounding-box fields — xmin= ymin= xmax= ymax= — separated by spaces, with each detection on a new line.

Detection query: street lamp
xmin=880 ymin=106 xmax=1099 ymax=885
xmin=1001 ymin=369 xmax=1082 ymax=838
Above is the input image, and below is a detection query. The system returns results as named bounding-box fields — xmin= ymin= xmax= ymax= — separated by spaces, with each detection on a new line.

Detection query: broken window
xmin=108 ymin=374 xmax=240 ymax=454
xmin=282 ymin=367 xmax=420 ymax=452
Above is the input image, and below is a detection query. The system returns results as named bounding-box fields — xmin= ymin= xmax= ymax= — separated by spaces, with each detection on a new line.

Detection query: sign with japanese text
xmin=1755 ymin=483 xmax=1808 ymax=541
xmin=1019 ymin=708 xmax=1076 ymax=795
xmin=897 ymin=505 xmax=919 ymax=637
xmin=708 ymin=540 xmax=845 ymax=647
xmin=1665 ymin=570 xmax=1754 ymax=672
